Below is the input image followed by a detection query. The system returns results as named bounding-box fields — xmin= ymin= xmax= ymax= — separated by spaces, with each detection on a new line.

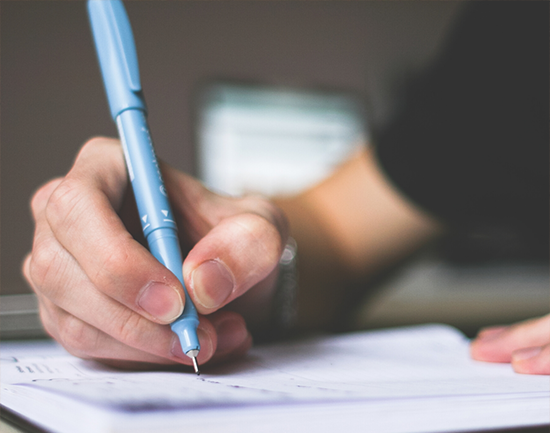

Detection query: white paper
xmin=1 ymin=324 xmax=548 ymax=433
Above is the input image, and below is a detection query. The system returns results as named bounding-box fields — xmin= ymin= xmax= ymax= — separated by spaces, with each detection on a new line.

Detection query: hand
xmin=23 ymin=138 xmax=288 ymax=370
xmin=470 ymin=314 xmax=550 ymax=375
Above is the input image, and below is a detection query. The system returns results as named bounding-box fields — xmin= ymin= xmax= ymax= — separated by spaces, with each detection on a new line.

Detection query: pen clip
xmin=88 ymin=0 xmax=146 ymax=120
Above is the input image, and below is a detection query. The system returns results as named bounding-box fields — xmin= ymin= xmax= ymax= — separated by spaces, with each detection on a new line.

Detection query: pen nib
xmin=192 ymin=356 xmax=200 ymax=375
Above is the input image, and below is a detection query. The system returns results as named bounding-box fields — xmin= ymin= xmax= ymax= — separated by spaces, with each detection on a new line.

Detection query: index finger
xmin=44 ymin=138 xmax=185 ymax=324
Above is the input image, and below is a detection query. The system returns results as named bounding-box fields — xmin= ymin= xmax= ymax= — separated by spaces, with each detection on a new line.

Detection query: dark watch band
xmin=259 ymin=237 xmax=299 ymax=342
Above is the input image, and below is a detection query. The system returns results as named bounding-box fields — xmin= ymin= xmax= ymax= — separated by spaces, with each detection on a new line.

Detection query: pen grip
xmin=116 ymin=110 xmax=176 ymax=238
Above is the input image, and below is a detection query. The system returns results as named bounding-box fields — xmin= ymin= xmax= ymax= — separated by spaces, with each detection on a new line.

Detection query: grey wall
xmin=1 ymin=1 xmax=461 ymax=295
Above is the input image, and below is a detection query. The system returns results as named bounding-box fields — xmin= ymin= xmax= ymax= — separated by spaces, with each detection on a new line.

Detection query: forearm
xmin=275 ymin=146 xmax=443 ymax=331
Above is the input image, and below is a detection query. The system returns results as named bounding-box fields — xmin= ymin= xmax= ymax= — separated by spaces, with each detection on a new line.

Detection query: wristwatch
xmin=265 ymin=237 xmax=299 ymax=341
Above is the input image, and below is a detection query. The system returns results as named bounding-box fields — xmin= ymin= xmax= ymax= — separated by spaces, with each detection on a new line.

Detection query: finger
xmin=34 ymin=250 xmax=216 ymax=366
xmin=475 ymin=325 xmax=507 ymax=340
xmin=36 ymin=290 xmax=217 ymax=367
xmin=162 ymin=165 xmax=289 ymax=314
xmin=161 ymin=165 xmax=289 ymax=246
xmin=31 ymin=249 xmax=250 ymax=370
xmin=29 ymin=249 xmax=251 ymax=368
xmin=470 ymin=315 xmax=550 ymax=363
xmin=26 ymin=205 xmax=216 ymax=367
xmin=22 ymin=254 xmax=35 ymax=292
xmin=183 ymin=212 xmax=286 ymax=314
xmin=511 ymin=344 xmax=550 ymax=375
xmin=30 ymin=178 xmax=64 ymax=216
xmin=43 ymin=138 xmax=185 ymax=324
xmin=28 ymin=178 xmax=63 ymax=263
xmin=208 ymin=311 xmax=252 ymax=362
xmin=30 ymin=176 xmax=182 ymax=330
xmin=37 ymin=294 xmax=176 ymax=364
xmin=38 ymin=287 xmax=251 ymax=368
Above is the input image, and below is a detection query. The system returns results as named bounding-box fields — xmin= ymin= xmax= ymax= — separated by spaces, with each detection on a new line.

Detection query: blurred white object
xmin=197 ymin=84 xmax=366 ymax=196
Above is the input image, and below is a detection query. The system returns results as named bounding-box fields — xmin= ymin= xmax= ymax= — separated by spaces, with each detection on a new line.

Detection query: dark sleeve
xmin=374 ymin=1 xmax=549 ymax=262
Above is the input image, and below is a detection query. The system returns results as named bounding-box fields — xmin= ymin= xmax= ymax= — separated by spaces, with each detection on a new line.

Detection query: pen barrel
xmin=87 ymin=0 xmax=146 ymax=120
xmin=116 ymin=110 xmax=176 ymax=237
xmin=116 ymin=109 xmax=200 ymax=354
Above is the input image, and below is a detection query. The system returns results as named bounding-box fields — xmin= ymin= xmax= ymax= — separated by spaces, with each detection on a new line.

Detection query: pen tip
xmin=192 ymin=356 xmax=200 ymax=375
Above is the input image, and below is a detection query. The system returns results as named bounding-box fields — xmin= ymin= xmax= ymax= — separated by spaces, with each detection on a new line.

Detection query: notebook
xmin=1 ymin=324 xmax=548 ymax=433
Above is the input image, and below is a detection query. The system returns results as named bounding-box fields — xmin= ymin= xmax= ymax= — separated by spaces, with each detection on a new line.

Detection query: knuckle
xmin=37 ymin=303 xmax=57 ymax=339
xmin=242 ymin=212 xmax=283 ymax=254
xmin=237 ymin=210 xmax=273 ymax=233
xmin=21 ymin=254 xmax=33 ymax=285
xmin=227 ymin=213 xmax=283 ymax=277
xmin=113 ymin=310 xmax=148 ymax=348
xmin=29 ymin=239 xmax=63 ymax=291
xmin=58 ymin=315 xmax=101 ymax=357
xmin=79 ymin=136 xmax=119 ymax=158
xmin=93 ymin=242 xmax=135 ymax=291
xmin=30 ymin=178 xmax=62 ymax=217
xmin=77 ymin=138 xmax=126 ymax=179
xmin=45 ymin=178 xmax=86 ymax=232
xmin=30 ymin=188 xmax=46 ymax=215
xmin=78 ymin=137 xmax=126 ymax=178
xmin=40 ymin=315 xmax=56 ymax=340
xmin=240 ymin=196 xmax=289 ymax=243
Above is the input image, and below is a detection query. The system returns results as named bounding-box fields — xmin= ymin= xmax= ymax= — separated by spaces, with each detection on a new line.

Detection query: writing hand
xmin=23 ymin=138 xmax=288 ymax=369
xmin=470 ymin=314 xmax=550 ymax=375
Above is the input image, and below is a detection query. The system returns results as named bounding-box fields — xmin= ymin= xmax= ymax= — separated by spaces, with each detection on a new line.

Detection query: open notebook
xmin=1 ymin=324 xmax=548 ymax=433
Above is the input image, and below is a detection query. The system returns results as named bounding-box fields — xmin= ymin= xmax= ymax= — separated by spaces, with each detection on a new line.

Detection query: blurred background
xmin=1 ymin=1 xmax=547 ymax=339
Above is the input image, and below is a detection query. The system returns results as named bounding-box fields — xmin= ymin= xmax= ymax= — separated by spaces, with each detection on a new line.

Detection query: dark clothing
xmin=375 ymin=1 xmax=549 ymax=263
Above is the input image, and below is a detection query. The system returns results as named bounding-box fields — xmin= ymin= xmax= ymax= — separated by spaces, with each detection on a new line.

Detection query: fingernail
xmin=191 ymin=260 xmax=234 ymax=309
xmin=215 ymin=316 xmax=249 ymax=356
xmin=513 ymin=346 xmax=542 ymax=361
xmin=138 ymin=282 xmax=183 ymax=323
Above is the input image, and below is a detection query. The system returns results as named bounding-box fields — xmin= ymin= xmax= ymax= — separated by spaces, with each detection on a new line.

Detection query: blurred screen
xmin=197 ymin=84 xmax=367 ymax=197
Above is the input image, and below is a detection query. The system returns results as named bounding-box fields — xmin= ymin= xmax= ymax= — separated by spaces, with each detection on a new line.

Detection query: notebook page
xmin=1 ymin=324 xmax=548 ymax=433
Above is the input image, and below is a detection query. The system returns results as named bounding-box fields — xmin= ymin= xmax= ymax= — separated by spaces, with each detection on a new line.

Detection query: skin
xmin=24 ymin=138 xmax=286 ymax=369
xmin=470 ymin=315 xmax=550 ymax=375
xmin=23 ymin=138 xmax=549 ymax=374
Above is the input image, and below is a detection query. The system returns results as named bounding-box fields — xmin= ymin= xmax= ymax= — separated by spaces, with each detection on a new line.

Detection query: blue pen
xmin=87 ymin=0 xmax=201 ymax=374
